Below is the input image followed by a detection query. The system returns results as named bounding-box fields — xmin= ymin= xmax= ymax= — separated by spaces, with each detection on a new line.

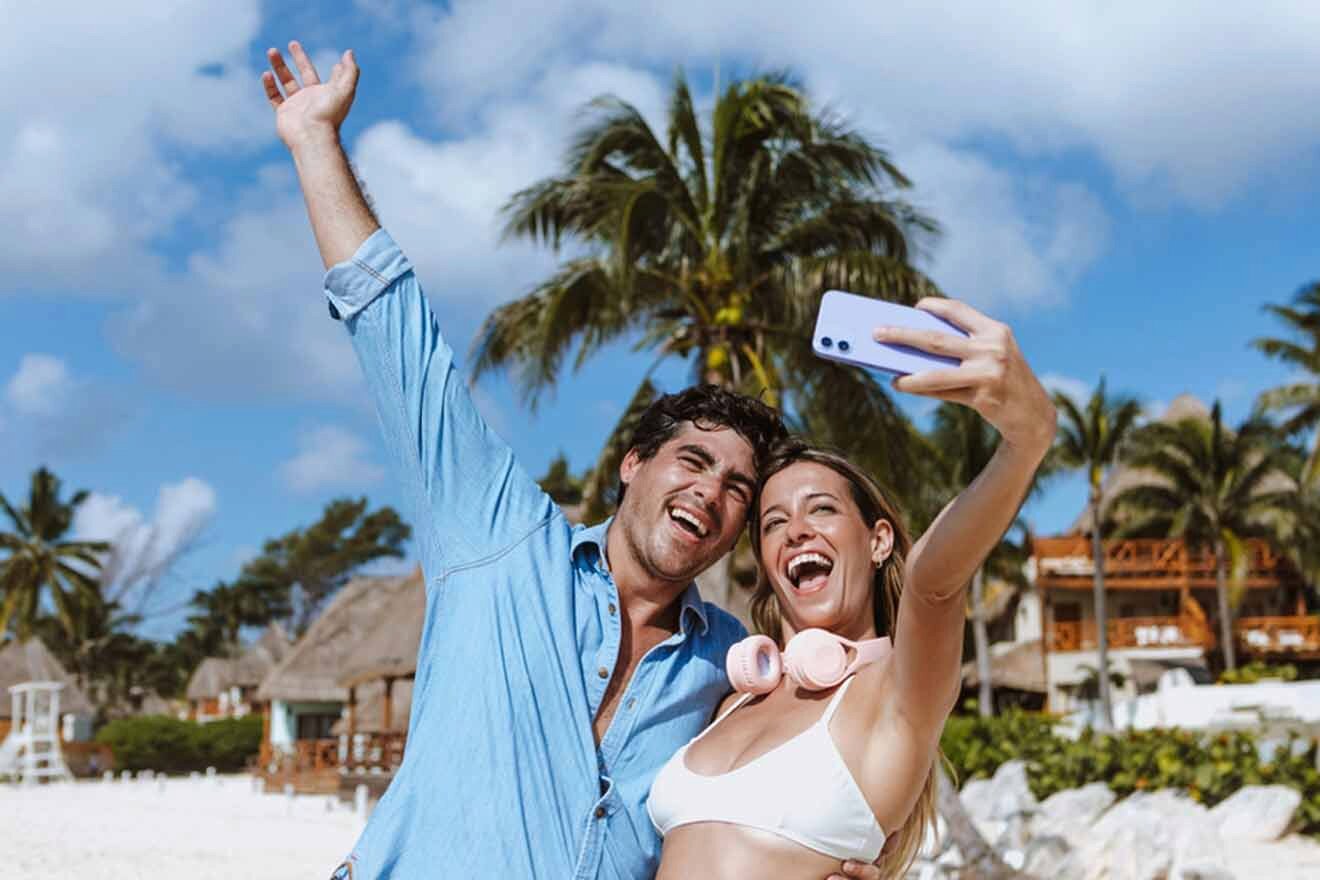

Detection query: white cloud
xmin=6 ymin=354 xmax=73 ymax=417
xmin=424 ymin=0 xmax=1320 ymax=207
xmin=106 ymin=169 xmax=363 ymax=400
xmin=73 ymin=477 xmax=218 ymax=610
xmin=0 ymin=1 xmax=268 ymax=294
xmin=1041 ymin=373 xmax=1093 ymax=407
xmin=2 ymin=354 xmax=133 ymax=458
xmin=279 ymin=425 xmax=385 ymax=493
xmin=904 ymin=146 xmax=1109 ymax=307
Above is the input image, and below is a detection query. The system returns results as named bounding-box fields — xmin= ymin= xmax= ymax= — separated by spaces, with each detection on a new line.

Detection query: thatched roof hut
xmin=257 ymin=570 xmax=421 ymax=704
xmin=337 ymin=570 xmax=426 ymax=690
xmin=0 ymin=638 xmax=93 ymax=718
xmin=186 ymin=623 xmax=292 ymax=702
xmin=961 ymin=639 xmax=1048 ymax=694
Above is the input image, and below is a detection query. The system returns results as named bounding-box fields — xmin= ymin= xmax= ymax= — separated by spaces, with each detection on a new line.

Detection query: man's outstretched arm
xmin=262 ymin=42 xmax=555 ymax=577
xmin=263 ymin=42 xmax=378 ymax=268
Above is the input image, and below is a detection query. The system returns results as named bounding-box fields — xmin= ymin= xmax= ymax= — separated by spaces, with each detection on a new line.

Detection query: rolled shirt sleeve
xmin=324 ymin=228 xmax=557 ymax=579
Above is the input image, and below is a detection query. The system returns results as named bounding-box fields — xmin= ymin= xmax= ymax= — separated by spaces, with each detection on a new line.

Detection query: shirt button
xmin=607 ymin=602 xmax=616 ymax=615
xmin=595 ymin=806 xmax=607 ymax=819
xmin=626 ymin=698 xmax=636 ymax=710
xmin=598 ymin=667 xmax=609 ymax=679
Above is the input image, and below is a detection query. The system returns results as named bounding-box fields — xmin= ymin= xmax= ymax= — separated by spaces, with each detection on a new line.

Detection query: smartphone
xmin=812 ymin=289 xmax=967 ymax=375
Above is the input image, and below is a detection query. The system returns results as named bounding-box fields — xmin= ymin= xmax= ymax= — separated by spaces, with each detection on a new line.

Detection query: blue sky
xmin=2 ymin=1 xmax=1317 ymax=640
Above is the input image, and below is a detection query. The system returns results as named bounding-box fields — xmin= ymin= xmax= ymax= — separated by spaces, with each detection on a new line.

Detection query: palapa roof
xmin=185 ymin=623 xmax=293 ymax=701
xmin=1069 ymin=394 xmax=1295 ymax=535
xmin=337 ymin=569 xmax=426 ymax=688
xmin=962 ymin=639 xmax=1048 ymax=694
xmin=257 ymin=570 xmax=421 ymax=704
xmin=330 ymin=677 xmax=415 ymax=734
xmin=0 ymin=638 xmax=94 ymax=718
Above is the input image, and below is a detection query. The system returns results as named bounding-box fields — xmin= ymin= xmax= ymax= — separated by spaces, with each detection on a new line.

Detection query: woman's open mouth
xmin=785 ymin=551 xmax=834 ymax=595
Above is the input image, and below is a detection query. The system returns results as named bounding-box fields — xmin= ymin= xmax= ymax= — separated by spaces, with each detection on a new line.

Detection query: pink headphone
xmin=726 ymin=629 xmax=893 ymax=694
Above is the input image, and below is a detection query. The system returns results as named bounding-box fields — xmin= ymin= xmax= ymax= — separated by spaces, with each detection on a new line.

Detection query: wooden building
xmin=1032 ymin=394 xmax=1317 ymax=711
xmin=254 ymin=569 xmax=422 ymax=793
xmin=185 ymin=624 xmax=291 ymax=722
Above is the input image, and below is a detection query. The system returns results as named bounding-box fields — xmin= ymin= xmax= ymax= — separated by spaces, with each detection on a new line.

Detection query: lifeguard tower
xmin=0 ymin=681 xmax=72 ymax=783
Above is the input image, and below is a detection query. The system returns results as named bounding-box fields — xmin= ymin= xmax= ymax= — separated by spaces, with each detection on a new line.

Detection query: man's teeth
xmin=787 ymin=552 xmax=833 ymax=581
xmin=670 ymin=507 xmax=708 ymax=537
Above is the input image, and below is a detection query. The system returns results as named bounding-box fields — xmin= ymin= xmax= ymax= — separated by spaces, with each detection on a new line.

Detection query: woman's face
xmin=756 ymin=460 xmax=894 ymax=642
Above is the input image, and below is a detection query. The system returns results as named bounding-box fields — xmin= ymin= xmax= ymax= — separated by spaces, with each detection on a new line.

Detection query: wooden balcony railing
xmin=293 ymin=738 xmax=339 ymax=772
xmin=1048 ymin=614 xmax=1320 ymax=656
xmin=345 ymin=731 xmax=407 ymax=769
xmin=1236 ymin=616 xmax=1320 ymax=654
xmin=1048 ymin=615 xmax=1213 ymax=652
xmin=1034 ymin=536 xmax=1290 ymax=588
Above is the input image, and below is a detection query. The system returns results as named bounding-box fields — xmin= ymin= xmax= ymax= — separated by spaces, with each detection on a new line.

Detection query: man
xmin=264 ymin=42 xmax=889 ymax=880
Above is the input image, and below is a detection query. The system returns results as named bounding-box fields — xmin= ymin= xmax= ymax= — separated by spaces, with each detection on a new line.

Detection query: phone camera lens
xmin=820 ymin=336 xmax=833 ymax=348
xmin=837 ymin=340 xmax=851 ymax=353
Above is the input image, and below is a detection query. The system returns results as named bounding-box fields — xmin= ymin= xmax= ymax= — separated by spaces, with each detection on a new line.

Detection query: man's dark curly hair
xmin=617 ymin=385 xmax=787 ymax=505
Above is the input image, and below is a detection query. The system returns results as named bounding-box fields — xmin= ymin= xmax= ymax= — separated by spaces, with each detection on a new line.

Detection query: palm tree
xmin=1252 ymin=281 xmax=1320 ymax=486
xmin=0 ymin=467 xmax=110 ymax=641
xmin=34 ymin=590 xmax=145 ymax=706
xmin=1110 ymin=402 xmax=1297 ymax=672
xmin=1050 ymin=379 xmax=1143 ymax=730
xmin=927 ymin=403 xmax=1011 ymax=717
xmin=472 ymin=71 xmax=941 ymax=510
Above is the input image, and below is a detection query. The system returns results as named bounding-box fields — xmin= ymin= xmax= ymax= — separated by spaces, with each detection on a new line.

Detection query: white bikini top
xmin=647 ymin=677 xmax=886 ymax=862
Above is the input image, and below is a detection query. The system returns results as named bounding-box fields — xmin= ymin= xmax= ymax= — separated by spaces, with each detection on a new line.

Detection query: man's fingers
xmin=287 ymin=40 xmax=321 ymax=86
xmin=339 ymin=49 xmax=360 ymax=90
xmin=261 ymin=71 xmax=284 ymax=108
xmin=915 ymin=296 xmax=997 ymax=335
xmin=872 ymin=325 xmax=971 ymax=359
xmin=266 ymin=48 xmax=300 ymax=94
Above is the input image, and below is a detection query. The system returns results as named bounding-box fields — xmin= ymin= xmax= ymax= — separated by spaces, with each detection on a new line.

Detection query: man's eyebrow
xmin=676 ymin=443 xmax=715 ymax=466
xmin=678 ymin=443 xmax=755 ymax=491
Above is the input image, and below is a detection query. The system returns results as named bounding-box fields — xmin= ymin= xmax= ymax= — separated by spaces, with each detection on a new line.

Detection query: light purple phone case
xmin=812 ymin=289 xmax=968 ymax=375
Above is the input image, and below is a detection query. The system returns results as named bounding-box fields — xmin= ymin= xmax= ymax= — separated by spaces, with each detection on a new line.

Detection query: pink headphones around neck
xmin=726 ymin=629 xmax=893 ymax=694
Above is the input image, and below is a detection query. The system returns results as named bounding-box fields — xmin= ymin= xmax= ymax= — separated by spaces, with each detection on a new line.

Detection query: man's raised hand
xmin=262 ymin=42 xmax=360 ymax=150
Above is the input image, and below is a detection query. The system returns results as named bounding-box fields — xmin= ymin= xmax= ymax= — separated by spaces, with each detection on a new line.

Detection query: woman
xmin=648 ymin=298 xmax=1056 ymax=879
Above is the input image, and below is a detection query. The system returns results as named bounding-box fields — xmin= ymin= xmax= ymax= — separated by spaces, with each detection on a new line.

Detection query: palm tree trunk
xmin=936 ymin=764 xmax=1022 ymax=879
xmin=1215 ymin=537 xmax=1237 ymax=671
xmin=1089 ymin=491 xmax=1114 ymax=732
xmin=971 ymin=567 xmax=994 ymax=718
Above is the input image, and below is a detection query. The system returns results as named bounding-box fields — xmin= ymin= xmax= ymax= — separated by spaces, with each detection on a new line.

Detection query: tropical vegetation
xmin=1049 ymin=379 xmax=1144 ymax=729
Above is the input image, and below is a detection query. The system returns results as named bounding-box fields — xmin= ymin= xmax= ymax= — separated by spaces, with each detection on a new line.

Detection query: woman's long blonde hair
xmin=746 ymin=440 xmax=938 ymax=879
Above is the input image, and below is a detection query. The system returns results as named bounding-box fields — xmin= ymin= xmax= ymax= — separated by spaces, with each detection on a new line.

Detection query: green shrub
xmin=1218 ymin=661 xmax=1298 ymax=684
xmin=96 ymin=715 xmax=263 ymax=774
xmin=939 ymin=709 xmax=1320 ymax=838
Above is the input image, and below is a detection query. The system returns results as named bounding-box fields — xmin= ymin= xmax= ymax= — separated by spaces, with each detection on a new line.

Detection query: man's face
xmin=615 ymin=423 xmax=757 ymax=585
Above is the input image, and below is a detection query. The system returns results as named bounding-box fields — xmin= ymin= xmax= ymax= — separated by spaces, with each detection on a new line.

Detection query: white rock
xmin=1209 ymin=785 xmax=1301 ymax=842
xmin=959 ymin=760 xmax=1038 ymax=823
xmin=1034 ymin=782 xmax=1117 ymax=844
xmin=1022 ymin=834 xmax=1070 ymax=878
xmin=1060 ymin=791 xmax=1220 ymax=880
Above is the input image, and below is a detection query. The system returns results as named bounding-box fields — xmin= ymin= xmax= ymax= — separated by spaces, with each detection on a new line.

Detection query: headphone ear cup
xmin=783 ymin=628 xmax=849 ymax=690
xmin=726 ymin=635 xmax=781 ymax=694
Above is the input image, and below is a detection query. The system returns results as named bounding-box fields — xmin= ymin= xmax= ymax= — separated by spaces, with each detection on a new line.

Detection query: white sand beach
xmin=0 ymin=775 xmax=361 ymax=880
xmin=7 ymin=773 xmax=1320 ymax=879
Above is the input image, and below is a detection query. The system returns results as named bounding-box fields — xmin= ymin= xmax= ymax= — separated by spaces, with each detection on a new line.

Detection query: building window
xmin=1054 ymin=602 xmax=1082 ymax=623
xmin=296 ymin=713 xmax=339 ymax=740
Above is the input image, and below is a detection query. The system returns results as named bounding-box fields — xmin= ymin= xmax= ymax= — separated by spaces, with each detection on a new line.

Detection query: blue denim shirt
xmin=325 ymin=229 xmax=746 ymax=879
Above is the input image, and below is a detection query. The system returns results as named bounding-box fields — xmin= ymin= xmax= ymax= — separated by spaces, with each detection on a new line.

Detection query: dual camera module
xmin=818 ymin=337 xmax=851 ymax=352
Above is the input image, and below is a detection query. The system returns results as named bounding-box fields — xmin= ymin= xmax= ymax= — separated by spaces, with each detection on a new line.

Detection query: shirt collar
xmin=571 ymin=516 xmax=710 ymax=637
